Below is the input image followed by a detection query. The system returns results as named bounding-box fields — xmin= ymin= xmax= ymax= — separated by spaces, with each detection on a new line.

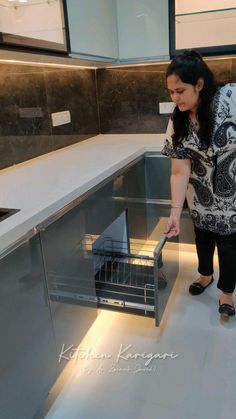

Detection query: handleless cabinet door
xmin=112 ymin=157 xmax=148 ymax=240
xmin=171 ymin=1 xmax=236 ymax=56
xmin=40 ymin=203 xmax=98 ymax=371
xmin=145 ymin=153 xmax=171 ymax=200
xmin=66 ymin=0 xmax=118 ymax=60
xmin=83 ymin=178 xmax=126 ymax=235
xmin=0 ymin=0 xmax=67 ymax=52
xmin=0 ymin=235 xmax=59 ymax=419
xmin=117 ymin=0 xmax=169 ymax=61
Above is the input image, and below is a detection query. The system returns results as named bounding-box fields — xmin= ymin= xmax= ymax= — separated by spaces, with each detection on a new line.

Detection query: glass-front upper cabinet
xmin=0 ymin=0 xmax=68 ymax=52
xmin=170 ymin=0 xmax=236 ymax=56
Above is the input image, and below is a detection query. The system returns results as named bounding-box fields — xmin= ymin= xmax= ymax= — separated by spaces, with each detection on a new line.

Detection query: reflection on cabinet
xmin=0 ymin=235 xmax=59 ymax=419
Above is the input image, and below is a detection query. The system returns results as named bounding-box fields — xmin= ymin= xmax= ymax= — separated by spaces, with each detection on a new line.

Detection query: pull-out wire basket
xmin=92 ymin=236 xmax=167 ymax=317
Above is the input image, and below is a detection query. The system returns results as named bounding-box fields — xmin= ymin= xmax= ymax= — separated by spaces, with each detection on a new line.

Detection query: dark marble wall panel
xmin=0 ymin=68 xmax=49 ymax=136
xmin=97 ymin=68 xmax=170 ymax=133
xmin=0 ymin=64 xmax=99 ymax=169
xmin=97 ymin=58 xmax=236 ymax=134
xmin=231 ymin=58 xmax=236 ymax=81
xmin=0 ymin=57 xmax=235 ymax=170
xmin=44 ymin=68 xmax=99 ymax=145
xmin=207 ymin=59 xmax=232 ymax=84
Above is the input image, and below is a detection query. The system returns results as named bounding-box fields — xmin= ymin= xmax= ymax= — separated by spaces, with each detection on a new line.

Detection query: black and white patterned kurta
xmin=162 ymin=83 xmax=236 ymax=235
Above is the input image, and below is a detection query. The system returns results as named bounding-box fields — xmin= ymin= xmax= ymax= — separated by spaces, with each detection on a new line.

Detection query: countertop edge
xmin=0 ymin=134 xmax=166 ymax=256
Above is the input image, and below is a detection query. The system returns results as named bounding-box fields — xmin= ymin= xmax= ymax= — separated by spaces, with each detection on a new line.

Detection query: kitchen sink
xmin=0 ymin=208 xmax=20 ymax=222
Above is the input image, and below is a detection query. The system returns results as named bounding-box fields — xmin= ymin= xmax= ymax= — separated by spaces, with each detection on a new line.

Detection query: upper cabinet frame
xmin=169 ymin=0 xmax=236 ymax=58
xmin=0 ymin=0 xmax=69 ymax=54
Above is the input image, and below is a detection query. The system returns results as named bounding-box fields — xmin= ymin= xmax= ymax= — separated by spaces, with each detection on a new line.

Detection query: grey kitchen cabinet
xmin=145 ymin=152 xmax=171 ymax=200
xmin=38 ymin=155 xmax=178 ymax=328
xmin=66 ymin=0 xmax=169 ymax=63
xmin=112 ymin=157 xmax=148 ymax=240
xmin=0 ymin=151 xmax=189 ymax=419
xmin=0 ymin=0 xmax=67 ymax=53
xmin=89 ymin=158 xmax=179 ymax=324
xmin=170 ymin=1 xmax=236 ymax=57
xmin=39 ymin=201 xmax=99 ymax=371
xmin=83 ymin=176 xmax=127 ymax=235
xmin=39 ymin=174 xmax=128 ymax=370
xmin=66 ymin=0 xmax=119 ymax=61
xmin=113 ymin=157 xmax=146 ymax=199
xmin=116 ymin=0 xmax=169 ymax=62
xmin=0 ymin=235 xmax=59 ymax=419
xmin=144 ymin=152 xmax=195 ymax=244
xmin=112 ymin=153 xmax=171 ymax=203
xmin=112 ymin=154 xmax=171 ymax=240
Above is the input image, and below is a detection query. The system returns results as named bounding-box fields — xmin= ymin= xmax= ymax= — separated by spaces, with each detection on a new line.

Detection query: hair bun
xmin=183 ymin=49 xmax=203 ymax=62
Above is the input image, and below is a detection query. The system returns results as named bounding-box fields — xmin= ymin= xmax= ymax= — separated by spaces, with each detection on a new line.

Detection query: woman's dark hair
xmin=166 ymin=50 xmax=217 ymax=149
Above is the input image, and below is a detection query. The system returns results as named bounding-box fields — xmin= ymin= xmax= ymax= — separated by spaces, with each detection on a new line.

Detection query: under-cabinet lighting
xmin=105 ymin=60 xmax=170 ymax=69
xmin=0 ymin=58 xmax=97 ymax=69
xmin=105 ymin=54 xmax=236 ymax=69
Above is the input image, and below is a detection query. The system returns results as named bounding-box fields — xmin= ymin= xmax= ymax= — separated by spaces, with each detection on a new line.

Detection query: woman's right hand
xmin=165 ymin=208 xmax=181 ymax=238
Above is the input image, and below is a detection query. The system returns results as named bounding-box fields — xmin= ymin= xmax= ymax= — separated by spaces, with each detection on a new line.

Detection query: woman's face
xmin=167 ymin=74 xmax=203 ymax=114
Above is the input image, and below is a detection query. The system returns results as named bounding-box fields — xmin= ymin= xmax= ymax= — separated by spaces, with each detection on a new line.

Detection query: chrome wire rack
xmin=91 ymin=236 xmax=167 ymax=316
xmin=47 ymin=234 xmax=169 ymax=321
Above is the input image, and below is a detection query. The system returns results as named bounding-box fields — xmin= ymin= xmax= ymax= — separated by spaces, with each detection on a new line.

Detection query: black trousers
xmin=194 ymin=227 xmax=236 ymax=293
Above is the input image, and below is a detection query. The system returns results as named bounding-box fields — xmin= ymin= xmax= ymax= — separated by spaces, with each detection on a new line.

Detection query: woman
xmin=162 ymin=50 xmax=236 ymax=319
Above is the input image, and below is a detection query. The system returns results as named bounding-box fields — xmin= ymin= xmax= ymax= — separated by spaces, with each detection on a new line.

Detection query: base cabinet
xmin=0 ymin=235 xmax=59 ymax=419
xmin=39 ymin=202 xmax=98 ymax=371
xmin=0 ymin=152 xmax=183 ymax=418
xmin=145 ymin=153 xmax=171 ymax=200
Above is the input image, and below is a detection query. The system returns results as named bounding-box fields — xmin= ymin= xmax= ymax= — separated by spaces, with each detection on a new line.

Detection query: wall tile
xmin=97 ymin=58 xmax=236 ymax=135
xmin=0 ymin=64 xmax=99 ymax=168
xmin=0 ymin=136 xmax=13 ymax=169
xmin=0 ymin=70 xmax=49 ymax=136
xmin=0 ymin=63 xmax=45 ymax=74
xmin=0 ymin=56 xmax=235 ymax=170
xmin=97 ymin=68 xmax=170 ymax=133
xmin=207 ymin=59 xmax=232 ymax=84
xmin=44 ymin=68 xmax=99 ymax=143
xmin=231 ymin=58 xmax=236 ymax=81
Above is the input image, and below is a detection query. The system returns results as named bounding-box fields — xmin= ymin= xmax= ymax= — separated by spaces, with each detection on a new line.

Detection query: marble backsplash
xmin=0 ymin=63 xmax=99 ymax=169
xmin=96 ymin=57 xmax=236 ymax=134
xmin=0 ymin=56 xmax=236 ymax=169
xmin=96 ymin=65 xmax=169 ymax=134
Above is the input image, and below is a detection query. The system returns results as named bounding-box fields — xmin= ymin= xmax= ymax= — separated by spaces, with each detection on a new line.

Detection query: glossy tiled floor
xmin=41 ymin=250 xmax=236 ymax=419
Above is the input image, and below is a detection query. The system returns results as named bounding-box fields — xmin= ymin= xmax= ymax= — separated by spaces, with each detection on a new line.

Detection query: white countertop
xmin=0 ymin=133 xmax=165 ymax=255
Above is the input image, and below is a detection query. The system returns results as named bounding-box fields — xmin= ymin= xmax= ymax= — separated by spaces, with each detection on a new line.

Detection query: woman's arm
xmin=165 ymin=158 xmax=191 ymax=238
